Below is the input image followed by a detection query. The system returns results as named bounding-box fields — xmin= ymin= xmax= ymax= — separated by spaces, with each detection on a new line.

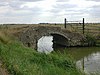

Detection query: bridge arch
xmin=19 ymin=26 xmax=85 ymax=49
xmin=50 ymin=33 xmax=70 ymax=47
xmin=37 ymin=32 xmax=70 ymax=49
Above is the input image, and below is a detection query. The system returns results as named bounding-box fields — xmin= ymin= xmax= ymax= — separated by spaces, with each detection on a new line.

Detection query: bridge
xmin=18 ymin=26 xmax=86 ymax=49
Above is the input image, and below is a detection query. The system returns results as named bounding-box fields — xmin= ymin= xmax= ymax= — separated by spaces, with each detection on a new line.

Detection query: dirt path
xmin=0 ymin=61 xmax=9 ymax=75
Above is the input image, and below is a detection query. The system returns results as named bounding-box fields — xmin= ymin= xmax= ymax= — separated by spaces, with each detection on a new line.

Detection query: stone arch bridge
xmin=18 ymin=26 xmax=86 ymax=49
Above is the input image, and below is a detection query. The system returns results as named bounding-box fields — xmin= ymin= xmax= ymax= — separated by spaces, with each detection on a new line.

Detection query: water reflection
xmin=37 ymin=36 xmax=53 ymax=54
xmin=37 ymin=36 xmax=100 ymax=74
xmin=77 ymin=52 xmax=100 ymax=74
xmin=67 ymin=47 xmax=100 ymax=74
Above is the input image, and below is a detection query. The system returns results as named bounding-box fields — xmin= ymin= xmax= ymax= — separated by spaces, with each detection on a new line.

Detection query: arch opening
xmin=27 ymin=43 xmax=31 ymax=47
xmin=51 ymin=33 xmax=69 ymax=49
xmin=37 ymin=33 xmax=69 ymax=53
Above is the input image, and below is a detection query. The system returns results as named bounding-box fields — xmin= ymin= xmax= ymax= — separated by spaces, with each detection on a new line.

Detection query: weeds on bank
xmin=0 ymin=31 xmax=83 ymax=75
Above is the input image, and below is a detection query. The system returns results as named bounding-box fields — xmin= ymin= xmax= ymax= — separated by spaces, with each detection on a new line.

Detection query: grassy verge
xmin=0 ymin=41 xmax=83 ymax=75
xmin=0 ymin=32 xmax=84 ymax=75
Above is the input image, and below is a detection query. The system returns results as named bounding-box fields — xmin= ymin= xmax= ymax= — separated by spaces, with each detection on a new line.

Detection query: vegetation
xmin=0 ymin=23 xmax=99 ymax=75
xmin=85 ymin=34 xmax=96 ymax=46
xmin=0 ymin=31 xmax=83 ymax=75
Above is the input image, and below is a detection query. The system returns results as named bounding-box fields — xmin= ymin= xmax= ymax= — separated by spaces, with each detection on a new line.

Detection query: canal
xmin=37 ymin=36 xmax=100 ymax=74
xmin=66 ymin=47 xmax=100 ymax=74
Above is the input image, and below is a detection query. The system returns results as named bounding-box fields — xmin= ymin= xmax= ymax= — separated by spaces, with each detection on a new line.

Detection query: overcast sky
xmin=0 ymin=0 xmax=100 ymax=24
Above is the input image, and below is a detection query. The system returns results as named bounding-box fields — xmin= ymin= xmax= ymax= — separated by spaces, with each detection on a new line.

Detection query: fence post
xmin=82 ymin=18 xmax=85 ymax=34
xmin=64 ymin=18 xmax=67 ymax=28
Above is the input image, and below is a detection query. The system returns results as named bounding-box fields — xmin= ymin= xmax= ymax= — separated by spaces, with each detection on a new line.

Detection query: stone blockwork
xmin=18 ymin=26 xmax=86 ymax=49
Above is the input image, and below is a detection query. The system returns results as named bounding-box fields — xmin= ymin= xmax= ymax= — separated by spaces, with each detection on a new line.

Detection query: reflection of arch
xmin=37 ymin=36 xmax=53 ymax=53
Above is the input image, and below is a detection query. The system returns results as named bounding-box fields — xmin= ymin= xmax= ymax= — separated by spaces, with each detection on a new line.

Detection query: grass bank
xmin=0 ymin=32 xmax=84 ymax=75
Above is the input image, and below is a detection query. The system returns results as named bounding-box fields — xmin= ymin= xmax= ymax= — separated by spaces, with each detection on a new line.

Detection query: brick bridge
xmin=19 ymin=26 xmax=86 ymax=49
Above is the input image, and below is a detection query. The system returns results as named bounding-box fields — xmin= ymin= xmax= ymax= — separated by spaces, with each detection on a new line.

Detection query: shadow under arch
xmin=50 ymin=33 xmax=70 ymax=49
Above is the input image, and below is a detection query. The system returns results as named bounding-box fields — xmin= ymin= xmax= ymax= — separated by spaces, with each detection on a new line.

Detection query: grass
xmin=0 ymin=23 xmax=99 ymax=75
xmin=0 ymin=23 xmax=99 ymax=36
xmin=0 ymin=31 xmax=84 ymax=75
xmin=0 ymin=24 xmax=99 ymax=75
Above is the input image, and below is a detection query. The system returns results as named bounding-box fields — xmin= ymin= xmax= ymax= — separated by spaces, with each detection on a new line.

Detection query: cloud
xmin=0 ymin=2 xmax=8 ymax=6
xmin=56 ymin=0 xmax=69 ymax=2
xmin=89 ymin=5 xmax=100 ymax=18
xmin=0 ymin=0 xmax=44 ymax=9
xmin=0 ymin=15 xmax=34 ymax=24
xmin=50 ymin=3 xmax=77 ymax=14
xmin=0 ymin=0 xmax=100 ymax=23
xmin=0 ymin=0 xmax=44 ymax=24
xmin=54 ymin=3 xmax=77 ymax=9
xmin=0 ymin=0 xmax=12 ymax=2
xmin=20 ymin=0 xmax=44 ymax=2
xmin=86 ymin=0 xmax=100 ymax=2
xmin=0 ymin=0 xmax=44 ymax=2
xmin=0 ymin=1 xmax=24 ymax=10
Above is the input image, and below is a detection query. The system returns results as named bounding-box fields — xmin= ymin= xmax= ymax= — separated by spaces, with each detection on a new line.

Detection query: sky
xmin=0 ymin=0 xmax=100 ymax=24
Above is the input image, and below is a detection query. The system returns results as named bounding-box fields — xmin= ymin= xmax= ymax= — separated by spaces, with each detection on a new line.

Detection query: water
xmin=76 ymin=53 xmax=100 ymax=74
xmin=66 ymin=47 xmax=100 ymax=74
xmin=37 ymin=36 xmax=100 ymax=74
xmin=37 ymin=36 xmax=53 ymax=54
